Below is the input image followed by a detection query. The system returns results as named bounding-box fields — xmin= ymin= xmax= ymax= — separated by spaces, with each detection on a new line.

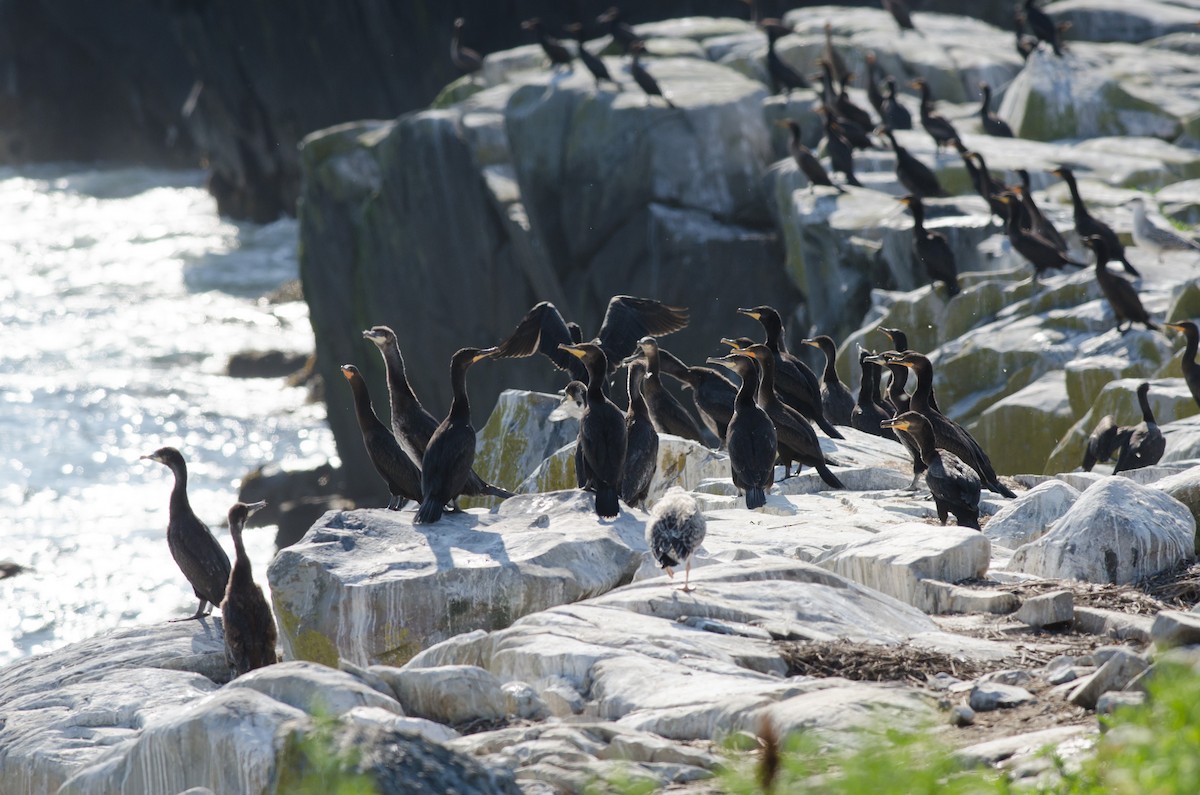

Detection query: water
xmin=0 ymin=165 xmax=336 ymax=666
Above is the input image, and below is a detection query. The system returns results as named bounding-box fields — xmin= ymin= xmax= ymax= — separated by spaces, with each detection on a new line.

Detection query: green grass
xmin=275 ymin=714 xmax=379 ymax=795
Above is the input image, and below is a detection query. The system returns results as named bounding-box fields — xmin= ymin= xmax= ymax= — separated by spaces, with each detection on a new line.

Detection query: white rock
xmin=1150 ymin=610 xmax=1200 ymax=650
xmin=1073 ymin=606 xmax=1155 ymax=642
xmin=984 ymin=480 xmax=1080 ymax=549
xmin=472 ymin=390 xmax=581 ymax=496
xmin=1068 ymin=649 xmax=1149 ymax=709
xmin=968 ymin=682 xmax=1037 ymax=711
xmin=1008 ymin=478 xmax=1195 ymax=584
xmin=1153 ymin=465 xmax=1200 ymax=549
xmin=1046 ymin=0 xmax=1200 ymax=43
xmin=501 ymin=681 xmax=551 ymax=721
xmin=1016 ymin=590 xmax=1075 ymax=629
xmin=761 ymin=682 xmax=940 ymax=748
xmin=342 ymin=706 xmax=461 ymax=744
xmin=228 ymin=660 xmax=405 ymax=717
xmin=373 ymin=664 xmax=507 ymax=726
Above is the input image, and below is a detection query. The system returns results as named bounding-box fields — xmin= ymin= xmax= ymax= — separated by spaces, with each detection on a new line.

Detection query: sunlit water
xmin=0 ymin=165 xmax=336 ymax=667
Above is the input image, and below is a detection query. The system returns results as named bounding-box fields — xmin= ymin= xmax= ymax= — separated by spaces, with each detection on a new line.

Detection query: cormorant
xmin=852 ymin=347 xmax=896 ymax=440
xmin=880 ymin=77 xmax=913 ymax=131
xmin=802 ymin=335 xmax=855 ymax=426
xmin=1080 ymin=414 xmax=1125 ymax=472
xmin=779 ymin=119 xmax=836 ymax=190
xmin=561 ymin=343 xmax=627 ymax=518
xmin=882 ymin=351 xmax=1017 ymax=498
xmin=414 ymin=347 xmax=497 ymax=524
xmin=735 ymin=344 xmax=845 ymax=489
xmin=707 ymin=353 xmax=777 ymax=508
xmin=882 ymin=412 xmax=981 ymax=530
xmin=363 ymin=326 xmax=512 ymax=500
xmin=1015 ymin=172 xmax=1068 ymax=255
xmin=1087 ymin=235 xmax=1157 ymax=335
xmin=493 ymin=296 xmax=689 ymax=382
xmin=822 ymin=22 xmax=849 ymax=88
xmin=1014 ymin=12 xmax=1037 ymax=61
xmin=630 ymin=43 xmax=675 ymax=107
xmin=881 ymin=127 xmax=948 ymax=199
xmin=521 ymin=18 xmax=574 ymax=70
xmin=818 ymin=91 xmax=874 ymax=150
xmin=737 ymin=305 xmax=844 ymax=439
xmin=831 ymin=72 xmax=874 ymax=134
xmin=221 ymin=500 xmax=277 ymax=676
xmin=957 ymin=146 xmax=1008 ymax=220
xmin=819 ymin=111 xmax=862 ymax=188
xmin=566 ymin=23 xmax=619 ymax=88
xmin=655 ymin=347 xmax=737 ymax=442
xmin=597 ymin=6 xmax=642 ymax=53
xmin=622 ymin=361 xmax=659 ymax=509
xmin=1114 ymin=382 xmax=1165 ymax=473
xmin=1164 ymin=321 xmax=1200 ymax=408
xmin=864 ymin=53 xmax=885 ymax=115
xmin=1023 ymin=0 xmax=1064 ymax=57
xmin=759 ymin=19 xmax=809 ymax=94
xmin=646 ymin=488 xmax=707 ymax=592
xmin=978 ymin=83 xmax=1013 ymax=137
xmin=635 ymin=336 xmax=707 ymax=445
xmin=561 ymin=380 xmax=591 ymax=489
xmin=997 ymin=193 xmax=1084 ymax=281
xmin=882 ymin=0 xmax=916 ymax=32
xmin=339 ymin=364 xmax=423 ymax=510
xmin=142 ymin=447 xmax=232 ymax=621
xmin=1130 ymin=197 xmax=1200 ymax=261
xmin=1052 ymin=166 xmax=1140 ymax=277
xmin=911 ymin=78 xmax=960 ymax=151
xmin=451 ymin=18 xmax=483 ymax=75
xmin=864 ymin=351 xmax=924 ymax=487
xmin=899 ymin=195 xmax=961 ymax=297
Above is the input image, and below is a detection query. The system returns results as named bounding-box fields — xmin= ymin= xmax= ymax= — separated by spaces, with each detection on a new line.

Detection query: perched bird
xmin=863 ymin=53 xmax=885 ymax=115
xmin=1087 ymin=235 xmax=1157 ymax=335
xmin=363 ymin=326 xmax=512 ymax=500
xmin=630 ymin=43 xmax=675 ymax=107
xmin=1014 ymin=12 xmax=1038 ymax=61
xmin=882 ymin=412 xmax=981 ymax=530
xmin=882 ymin=0 xmax=916 ymax=32
xmin=852 ymin=347 xmax=896 ymax=440
xmin=997 ymin=193 xmax=1084 ymax=281
xmin=1052 ymin=166 xmax=1140 ymax=277
xmin=493 ymin=296 xmax=689 ymax=382
xmin=645 ymin=488 xmax=707 ymax=592
xmin=898 ymin=195 xmax=960 ymax=297
xmin=339 ymin=364 xmax=423 ymax=510
xmin=565 ymin=23 xmax=619 ymax=88
xmin=1014 ymin=172 xmax=1069 ymax=255
xmin=759 ymin=19 xmax=809 ymax=94
xmin=451 ymin=18 xmax=483 ymax=75
xmin=880 ymin=127 xmax=947 ymax=199
xmin=654 ymin=346 xmax=737 ymax=443
xmin=957 ymin=147 xmax=1008 ymax=220
xmin=414 ymin=347 xmax=497 ymax=524
xmin=1130 ymin=197 xmax=1200 ymax=262
xmin=561 ymin=380 xmax=591 ymax=490
xmin=635 ymin=336 xmax=707 ymax=445
xmin=822 ymin=22 xmax=849 ymax=89
xmin=621 ymin=361 xmax=659 ymax=509
xmin=707 ymin=352 xmax=777 ymax=508
xmin=1023 ymin=0 xmax=1064 ymax=57
xmin=880 ymin=77 xmax=913 ymax=131
xmin=521 ymin=18 xmax=574 ymax=70
xmin=821 ymin=112 xmax=862 ymax=187
xmin=1080 ymin=414 xmax=1125 ymax=472
xmin=978 ymin=83 xmax=1013 ymax=137
xmin=802 ymin=335 xmax=855 ymax=426
xmin=817 ymin=81 xmax=874 ymax=150
xmin=778 ymin=119 xmax=836 ymax=190
xmin=561 ymin=343 xmax=628 ymax=518
xmin=1164 ymin=320 xmax=1200 ymax=409
xmin=220 ymin=500 xmax=277 ymax=676
xmin=1114 ymin=382 xmax=1165 ymax=473
xmin=911 ymin=78 xmax=960 ymax=151
xmin=142 ymin=447 xmax=232 ymax=621
xmin=597 ymin=6 xmax=642 ymax=53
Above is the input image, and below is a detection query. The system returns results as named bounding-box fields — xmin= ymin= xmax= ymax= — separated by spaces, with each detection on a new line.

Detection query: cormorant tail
xmin=595 ymin=486 xmax=620 ymax=519
xmin=746 ymin=486 xmax=767 ymax=510
xmin=988 ymin=478 xmax=1017 ymax=499
xmin=816 ymin=461 xmax=846 ymax=490
xmin=816 ymin=414 xmax=845 ymax=440
xmin=482 ymin=482 xmax=516 ymax=499
xmin=414 ymin=499 xmax=444 ymax=524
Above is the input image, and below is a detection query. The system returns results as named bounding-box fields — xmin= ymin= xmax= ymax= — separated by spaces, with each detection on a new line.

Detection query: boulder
xmin=763 ymin=683 xmax=941 ymax=749
xmin=1045 ymin=0 xmax=1200 ymax=44
xmin=471 ymin=390 xmax=580 ymax=495
xmin=372 ymin=665 xmax=508 ymax=726
xmin=984 ymin=480 xmax=1080 ymax=549
xmin=1150 ymin=610 xmax=1200 ymax=650
xmin=1015 ymin=590 xmax=1075 ymax=629
xmin=1153 ymin=465 xmax=1200 ymax=545
xmin=968 ymin=682 xmax=1037 ymax=711
xmin=968 ymin=371 xmax=1074 ymax=476
xmin=227 ymin=660 xmax=406 ymax=717
xmin=1067 ymin=648 xmax=1150 ymax=709
xmin=1007 ymin=477 xmax=1195 ymax=583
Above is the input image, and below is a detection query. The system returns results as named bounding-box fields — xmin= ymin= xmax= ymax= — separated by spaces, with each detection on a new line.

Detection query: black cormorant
xmin=561 ymin=343 xmax=628 ymax=518
xmin=706 ymin=353 xmax=777 ymax=508
xmin=414 ymin=347 xmax=497 ymax=524
xmin=779 ymin=119 xmax=835 ymax=190
xmin=622 ymin=361 xmax=659 ymax=509
xmin=630 ymin=43 xmax=675 ymax=107
xmin=1114 ymin=382 xmax=1165 ymax=473
xmin=880 ymin=77 xmax=913 ymax=131
xmin=759 ymin=19 xmax=809 ymax=94
xmin=997 ymin=193 xmax=1084 ymax=281
xmin=340 ymin=364 xmax=423 ymax=510
xmin=655 ymin=346 xmax=737 ymax=442
xmin=882 ymin=412 xmax=981 ymax=529
xmin=521 ymin=18 xmax=574 ymax=70
xmin=636 ymin=336 xmax=707 ymax=445
xmin=882 ymin=0 xmax=916 ymax=32
xmin=899 ymin=195 xmax=960 ymax=296
xmin=978 ymin=83 xmax=1013 ymax=137
xmin=451 ymin=18 xmax=483 ymax=74
xmin=562 ymin=380 xmax=591 ymax=490
xmin=802 ymin=335 xmax=855 ymax=426
xmin=822 ymin=22 xmax=849 ymax=88
xmin=566 ymin=23 xmax=619 ymax=88
xmin=852 ymin=348 xmax=896 ymax=439
xmin=864 ymin=53 xmax=885 ymax=115
xmin=957 ymin=147 xmax=1008 ymax=220
xmin=911 ymin=78 xmax=960 ymax=151
xmin=819 ymin=110 xmax=862 ymax=188
xmin=1015 ymin=171 xmax=1068 ymax=254
xmin=646 ymin=488 xmax=707 ymax=591
xmin=1052 ymin=166 xmax=1140 ymax=277
xmin=1087 ymin=235 xmax=1157 ymax=335
xmin=142 ymin=447 xmax=232 ymax=621
xmin=1023 ymin=0 xmax=1064 ymax=57
xmin=1081 ymin=414 xmax=1125 ymax=472
xmin=220 ymin=500 xmax=277 ymax=676
xmin=881 ymin=128 xmax=947 ymax=199
xmin=597 ymin=6 xmax=642 ymax=53
xmin=1165 ymin=321 xmax=1200 ymax=408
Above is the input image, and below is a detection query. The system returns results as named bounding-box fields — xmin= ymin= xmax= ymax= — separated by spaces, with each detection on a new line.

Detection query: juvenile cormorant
xmin=852 ymin=347 xmax=896 ymax=440
xmin=221 ymin=500 xmax=277 ymax=676
xmin=636 ymin=336 xmax=707 ymax=444
xmin=1023 ymin=0 xmax=1064 ymax=57
xmin=736 ymin=345 xmax=845 ymax=489
xmin=882 ymin=0 xmax=916 ymax=32
xmin=864 ymin=53 xmax=885 ymax=115
xmin=1052 ymin=166 xmax=1140 ymax=277
xmin=978 ymin=83 xmax=1013 ymax=137
xmin=521 ymin=18 xmax=574 ymax=70
xmin=630 ymin=43 xmax=675 ymax=107
xmin=880 ymin=77 xmax=913 ymax=131
xmin=1114 ymin=382 xmax=1165 ymax=473
xmin=655 ymin=346 xmax=737 ymax=442
xmin=622 ymin=361 xmax=659 ymax=509
xmin=1080 ymin=414 xmax=1125 ymax=472
xmin=882 ymin=412 xmax=981 ymax=529
xmin=882 ymin=128 xmax=948 ymax=199
xmin=493 ymin=296 xmax=689 ymax=381
xmin=566 ymin=23 xmax=619 ymax=88
xmin=997 ymin=193 xmax=1084 ymax=281
xmin=707 ymin=353 xmax=777 ymax=508
xmin=865 ymin=351 xmax=925 ymax=486
xmin=142 ymin=447 xmax=232 ymax=621
xmin=340 ymin=364 xmax=423 ymax=510
xmin=1087 ymin=236 xmax=1157 ymax=335
xmin=737 ymin=305 xmax=844 ymax=439
xmin=822 ymin=22 xmax=849 ymax=88
xmin=561 ymin=380 xmax=591 ymax=489
xmin=779 ymin=119 xmax=835 ymax=190
xmin=597 ymin=6 xmax=642 ymax=53
xmin=1130 ymin=197 xmax=1200 ymax=261
xmin=646 ymin=488 xmax=707 ymax=592
xmin=802 ymin=335 xmax=855 ymax=426
xmin=561 ymin=343 xmax=628 ymax=518
xmin=899 ymin=195 xmax=960 ymax=297
xmin=363 ymin=326 xmax=512 ymax=500
xmin=1165 ymin=321 xmax=1200 ymax=408
xmin=1014 ymin=173 xmax=1068 ymax=255
xmin=414 ymin=347 xmax=497 ymax=524
xmin=911 ymin=78 xmax=960 ymax=151
xmin=759 ymin=19 xmax=809 ymax=94
xmin=820 ymin=111 xmax=862 ymax=188
xmin=451 ymin=18 xmax=483 ymax=75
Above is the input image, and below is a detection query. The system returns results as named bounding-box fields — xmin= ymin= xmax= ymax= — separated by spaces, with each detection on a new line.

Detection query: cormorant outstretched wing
xmin=596 ymin=295 xmax=689 ymax=369
xmin=492 ymin=301 xmax=587 ymax=381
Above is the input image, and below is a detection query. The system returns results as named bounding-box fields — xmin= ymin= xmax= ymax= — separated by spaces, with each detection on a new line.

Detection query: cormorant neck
xmin=1139 ymin=390 xmax=1155 ymax=424
xmin=1062 ymin=173 xmax=1085 ymax=214
xmin=909 ymin=362 xmax=934 ymax=412
xmin=628 ymin=371 xmax=651 ymax=420
xmin=912 ymin=421 xmax=937 ymax=462
xmin=643 ymin=345 xmax=661 ymax=382
xmin=1184 ymin=328 xmax=1199 ymax=363
xmin=584 ymin=356 xmax=608 ymax=401
xmin=887 ymin=363 xmax=908 ymax=400
xmin=168 ymin=463 xmax=191 ymax=515
xmin=980 ymin=87 xmax=991 ymax=112
xmin=752 ymin=357 xmax=775 ymax=407
xmin=381 ymin=342 xmax=420 ymax=409
xmin=909 ymin=201 xmax=926 ymax=231
xmin=230 ymin=521 xmax=249 ymax=568
xmin=818 ymin=341 xmax=839 ymax=384
xmin=348 ymin=375 xmax=384 ymax=429
xmin=857 ymin=361 xmax=876 ymax=408
xmin=449 ymin=361 xmax=472 ymax=420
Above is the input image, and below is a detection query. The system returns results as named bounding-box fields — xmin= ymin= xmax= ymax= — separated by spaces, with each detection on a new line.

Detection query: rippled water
xmin=0 ymin=165 xmax=335 ymax=666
